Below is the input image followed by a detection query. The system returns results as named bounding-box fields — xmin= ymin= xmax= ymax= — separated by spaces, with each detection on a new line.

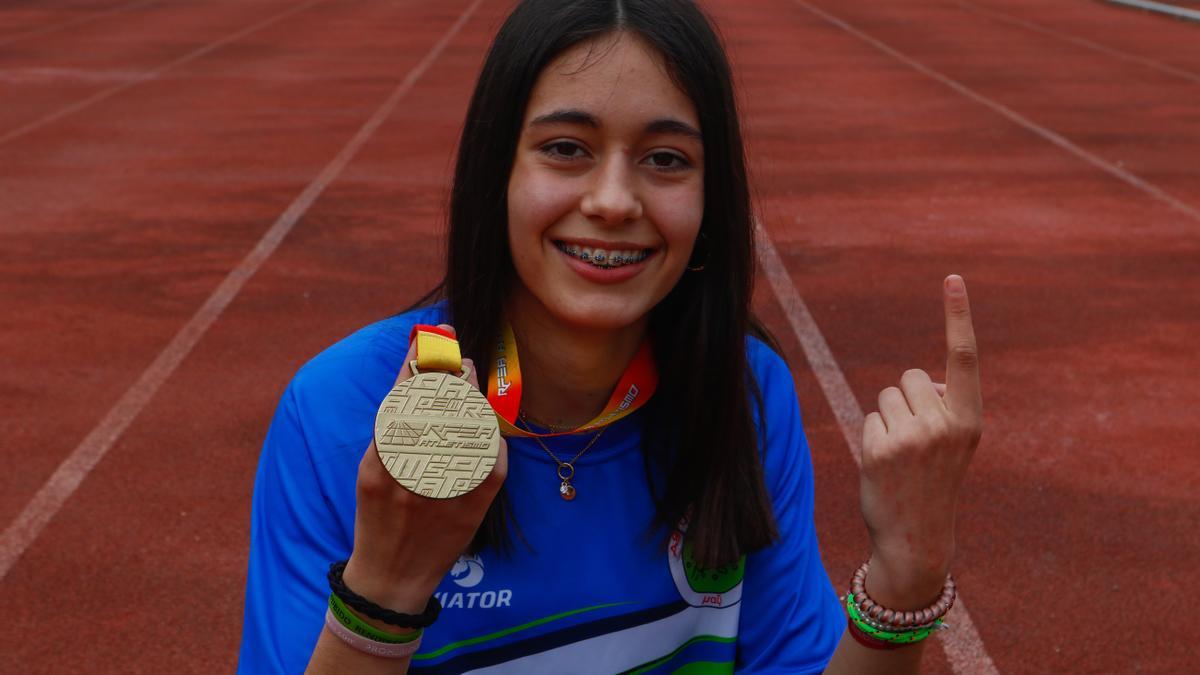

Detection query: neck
xmin=506 ymin=289 xmax=647 ymax=430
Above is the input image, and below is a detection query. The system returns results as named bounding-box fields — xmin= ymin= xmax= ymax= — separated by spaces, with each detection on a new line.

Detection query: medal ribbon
xmin=486 ymin=322 xmax=657 ymax=438
xmin=409 ymin=325 xmax=463 ymax=372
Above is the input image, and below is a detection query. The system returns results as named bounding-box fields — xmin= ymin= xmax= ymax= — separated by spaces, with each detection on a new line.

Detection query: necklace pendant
xmin=559 ymin=481 xmax=576 ymax=501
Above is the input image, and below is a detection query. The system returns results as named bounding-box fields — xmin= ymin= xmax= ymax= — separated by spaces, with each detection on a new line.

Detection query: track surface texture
xmin=1 ymin=0 xmax=1196 ymax=672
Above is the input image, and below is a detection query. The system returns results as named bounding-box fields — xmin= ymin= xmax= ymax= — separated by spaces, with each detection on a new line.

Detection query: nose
xmin=579 ymin=155 xmax=643 ymax=225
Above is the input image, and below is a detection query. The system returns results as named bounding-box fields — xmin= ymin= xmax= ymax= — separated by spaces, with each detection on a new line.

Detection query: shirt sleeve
xmin=736 ymin=344 xmax=845 ymax=673
xmin=236 ymin=383 xmax=353 ymax=675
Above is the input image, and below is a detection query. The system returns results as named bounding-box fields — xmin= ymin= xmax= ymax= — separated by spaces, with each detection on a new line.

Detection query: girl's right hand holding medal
xmin=341 ymin=324 xmax=508 ymax=618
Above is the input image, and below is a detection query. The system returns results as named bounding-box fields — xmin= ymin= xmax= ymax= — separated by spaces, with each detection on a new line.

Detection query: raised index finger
xmin=943 ymin=275 xmax=981 ymax=416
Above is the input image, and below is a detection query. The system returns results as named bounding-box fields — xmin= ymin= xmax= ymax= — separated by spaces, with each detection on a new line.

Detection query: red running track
xmin=1 ymin=0 xmax=1197 ymax=671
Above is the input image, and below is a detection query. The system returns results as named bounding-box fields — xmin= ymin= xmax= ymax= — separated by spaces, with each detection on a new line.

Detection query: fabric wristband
xmin=328 ymin=593 xmax=422 ymax=644
xmin=325 ymin=609 xmax=422 ymax=658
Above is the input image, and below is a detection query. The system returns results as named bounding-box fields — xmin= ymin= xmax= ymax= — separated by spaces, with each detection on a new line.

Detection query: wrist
xmin=342 ymin=556 xmax=440 ymax=615
xmin=865 ymin=551 xmax=951 ymax=610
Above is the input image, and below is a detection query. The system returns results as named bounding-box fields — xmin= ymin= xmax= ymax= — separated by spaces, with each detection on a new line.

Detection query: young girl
xmin=239 ymin=0 xmax=983 ymax=672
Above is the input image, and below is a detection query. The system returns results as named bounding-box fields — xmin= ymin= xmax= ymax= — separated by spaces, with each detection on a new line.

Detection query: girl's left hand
xmin=857 ymin=274 xmax=983 ymax=607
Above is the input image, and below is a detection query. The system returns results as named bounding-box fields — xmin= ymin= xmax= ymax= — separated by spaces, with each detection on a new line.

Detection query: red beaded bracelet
xmin=849 ymin=560 xmax=956 ymax=631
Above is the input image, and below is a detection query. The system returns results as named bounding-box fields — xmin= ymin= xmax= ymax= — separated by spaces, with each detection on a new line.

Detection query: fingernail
xmin=945 ymin=275 xmax=965 ymax=295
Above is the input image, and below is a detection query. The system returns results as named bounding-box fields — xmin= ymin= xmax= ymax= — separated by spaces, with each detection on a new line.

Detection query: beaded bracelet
xmin=846 ymin=617 xmax=904 ymax=650
xmin=849 ymin=561 xmax=955 ymax=632
xmin=857 ymin=606 xmax=940 ymax=633
xmin=845 ymin=592 xmax=943 ymax=645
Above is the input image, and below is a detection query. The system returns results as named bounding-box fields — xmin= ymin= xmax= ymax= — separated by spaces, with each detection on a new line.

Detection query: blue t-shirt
xmin=237 ymin=304 xmax=844 ymax=673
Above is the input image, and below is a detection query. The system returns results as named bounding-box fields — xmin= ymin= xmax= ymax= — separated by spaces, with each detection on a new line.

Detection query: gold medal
xmin=374 ymin=328 xmax=500 ymax=499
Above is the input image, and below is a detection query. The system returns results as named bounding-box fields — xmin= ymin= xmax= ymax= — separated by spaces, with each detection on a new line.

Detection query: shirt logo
xmin=668 ymin=516 xmax=744 ymax=608
xmin=450 ymin=554 xmax=485 ymax=588
xmin=436 ymin=554 xmax=514 ymax=610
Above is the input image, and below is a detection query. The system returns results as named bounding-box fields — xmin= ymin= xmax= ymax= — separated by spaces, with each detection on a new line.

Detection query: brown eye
xmin=646 ymin=151 xmax=689 ymax=171
xmin=540 ymin=142 xmax=586 ymax=159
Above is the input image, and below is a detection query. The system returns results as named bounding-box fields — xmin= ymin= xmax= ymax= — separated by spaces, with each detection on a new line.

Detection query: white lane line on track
xmin=0 ymin=0 xmax=327 ymax=148
xmin=0 ymin=0 xmax=485 ymax=581
xmin=957 ymin=0 xmax=1200 ymax=85
xmin=755 ymin=221 xmax=999 ymax=675
xmin=0 ymin=67 xmax=148 ymax=84
xmin=1106 ymin=0 xmax=1200 ymax=23
xmin=788 ymin=0 xmax=1200 ymax=225
xmin=0 ymin=0 xmax=160 ymax=49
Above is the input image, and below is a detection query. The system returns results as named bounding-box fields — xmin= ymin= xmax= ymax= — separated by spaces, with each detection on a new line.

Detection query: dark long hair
xmin=425 ymin=0 xmax=779 ymax=568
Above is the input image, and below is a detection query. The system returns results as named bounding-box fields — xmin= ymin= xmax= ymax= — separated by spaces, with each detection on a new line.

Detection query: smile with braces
xmin=555 ymin=241 xmax=651 ymax=268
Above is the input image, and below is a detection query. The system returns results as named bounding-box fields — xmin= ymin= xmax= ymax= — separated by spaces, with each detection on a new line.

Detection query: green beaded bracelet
xmin=845 ymin=593 xmax=941 ymax=644
xmin=328 ymin=593 xmax=423 ymax=645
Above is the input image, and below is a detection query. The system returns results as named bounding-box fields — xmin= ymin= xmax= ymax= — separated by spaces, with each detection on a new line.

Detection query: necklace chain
xmin=519 ymin=411 xmax=576 ymax=433
xmin=518 ymin=412 xmax=607 ymax=501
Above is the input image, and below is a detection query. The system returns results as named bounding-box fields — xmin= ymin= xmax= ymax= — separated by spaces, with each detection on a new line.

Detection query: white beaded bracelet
xmin=324 ymin=608 xmax=423 ymax=658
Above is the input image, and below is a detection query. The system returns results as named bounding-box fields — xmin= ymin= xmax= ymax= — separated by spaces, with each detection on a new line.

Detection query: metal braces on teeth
xmin=557 ymin=242 xmax=646 ymax=268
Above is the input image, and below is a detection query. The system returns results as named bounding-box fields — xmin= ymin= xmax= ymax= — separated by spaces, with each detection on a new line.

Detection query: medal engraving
xmin=375 ymin=372 xmax=500 ymax=499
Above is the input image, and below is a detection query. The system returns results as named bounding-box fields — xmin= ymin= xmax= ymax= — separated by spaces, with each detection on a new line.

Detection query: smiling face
xmin=506 ymin=31 xmax=705 ymax=333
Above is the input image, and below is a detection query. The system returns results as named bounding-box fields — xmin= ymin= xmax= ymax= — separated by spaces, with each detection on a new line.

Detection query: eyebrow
xmin=529 ymin=109 xmax=702 ymax=141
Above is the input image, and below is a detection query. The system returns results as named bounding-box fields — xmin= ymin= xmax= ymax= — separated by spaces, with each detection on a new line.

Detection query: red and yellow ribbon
xmin=408 ymin=324 xmax=463 ymax=372
xmin=486 ymin=323 xmax=656 ymax=438
xmin=406 ymin=323 xmax=656 ymax=437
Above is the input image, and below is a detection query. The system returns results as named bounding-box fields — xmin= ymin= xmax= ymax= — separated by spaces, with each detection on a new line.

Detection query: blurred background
xmin=1 ymin=0 xmax=1196 ymax=671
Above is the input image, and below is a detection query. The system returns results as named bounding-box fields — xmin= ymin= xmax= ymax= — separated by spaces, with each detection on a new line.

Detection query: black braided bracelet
xmin=327 ymin=560 xmax=442 ymax=629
